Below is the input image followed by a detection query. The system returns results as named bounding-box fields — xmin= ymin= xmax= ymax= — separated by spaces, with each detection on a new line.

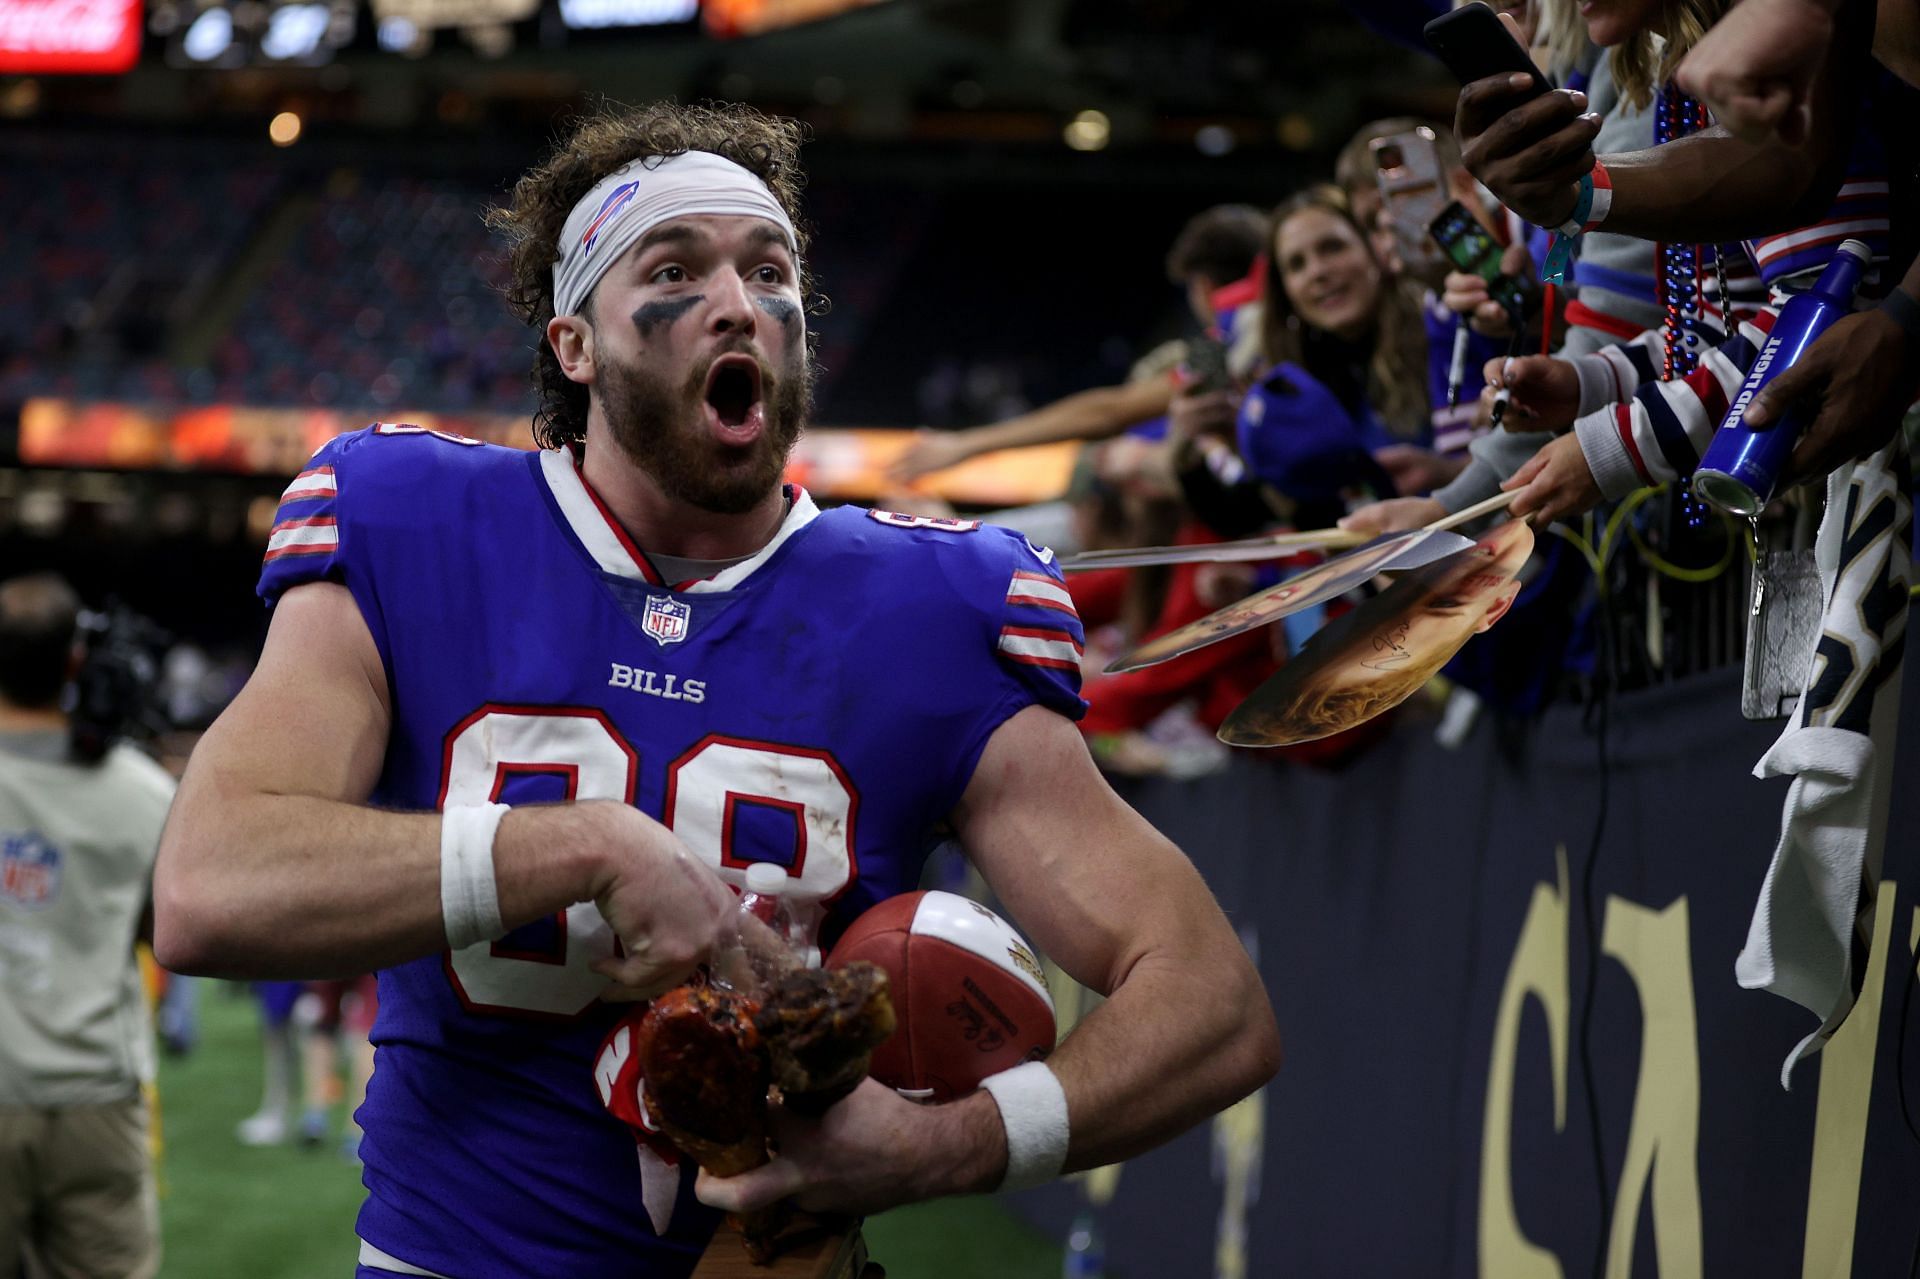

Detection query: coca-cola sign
xmin=0 ymin=0 xmax=142 ymax=73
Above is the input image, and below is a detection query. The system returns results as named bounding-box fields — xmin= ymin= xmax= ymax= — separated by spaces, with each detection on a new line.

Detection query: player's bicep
xmin=952 ymin=704 xmax=1227 ymax=997
xmin=184 ymin=581 xmax=390 ymax=807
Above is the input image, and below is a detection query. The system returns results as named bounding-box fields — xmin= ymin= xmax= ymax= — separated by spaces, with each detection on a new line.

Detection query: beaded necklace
xmin=1653 ymin=84 xmax=1722 ymax=526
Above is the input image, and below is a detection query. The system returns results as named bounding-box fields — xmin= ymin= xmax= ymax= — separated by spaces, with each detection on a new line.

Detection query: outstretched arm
xmin=889 ymin=378 xmax=1177 ymax=481
xmin=1455 ymin=1 xmax=1868 ymax=241
xmin=153 ymin=580 xmax=733 ymax=993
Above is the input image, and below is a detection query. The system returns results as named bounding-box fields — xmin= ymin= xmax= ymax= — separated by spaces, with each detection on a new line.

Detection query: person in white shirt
xmin=0 ymin=574 xmax=175 ymax=1279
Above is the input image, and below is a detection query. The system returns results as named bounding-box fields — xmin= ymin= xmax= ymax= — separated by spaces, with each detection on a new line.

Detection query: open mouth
xmin=703 ymin=355 xmax=765 ymax=435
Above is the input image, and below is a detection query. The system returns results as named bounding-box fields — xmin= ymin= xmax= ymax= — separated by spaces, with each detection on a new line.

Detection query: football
xmin=825 ymin=890 xmax=1055 ymax=1102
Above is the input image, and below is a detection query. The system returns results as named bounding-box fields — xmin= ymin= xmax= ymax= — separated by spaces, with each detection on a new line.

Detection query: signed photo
xmin=1218 ymin=519 xmax=1534 ymax=746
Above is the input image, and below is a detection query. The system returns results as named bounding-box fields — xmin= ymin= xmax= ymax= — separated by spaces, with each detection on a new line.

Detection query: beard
xmin=598 ymin=339 xmax=811 ymax=516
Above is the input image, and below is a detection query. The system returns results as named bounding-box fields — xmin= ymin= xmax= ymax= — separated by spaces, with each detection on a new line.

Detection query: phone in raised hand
xmin=1422 ymin=1 xmax=1551 ymax=96
xmin=1427 ymin=200 xmax=1536 ymax=324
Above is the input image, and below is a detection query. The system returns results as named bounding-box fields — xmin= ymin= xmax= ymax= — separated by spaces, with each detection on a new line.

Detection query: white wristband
xmin=440 ymin=803 xmax=509 ymax=950
xmin=980 ymin=1061 xmax=1070 ymax=1191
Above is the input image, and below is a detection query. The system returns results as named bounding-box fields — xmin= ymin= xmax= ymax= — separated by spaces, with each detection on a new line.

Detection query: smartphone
xmin=1422 ymin=2 xmax=1552 ymax=97
xmin=1182 ymin=334 xmax=1232 ymax=394
xmin=1427 ymin=201 xmax=1535 ymax=322
xmin=1371 ymin=128 xmax=1448 ymax=272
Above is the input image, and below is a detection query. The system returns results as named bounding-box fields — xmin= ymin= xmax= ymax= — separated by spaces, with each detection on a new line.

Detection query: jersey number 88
xmin=439 ymin=705 xmax=856 ymax=1018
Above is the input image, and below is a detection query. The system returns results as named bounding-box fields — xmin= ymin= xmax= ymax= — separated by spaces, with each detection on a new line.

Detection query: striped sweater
xmin=1568 ymin=169 xmax=1891 ymax=498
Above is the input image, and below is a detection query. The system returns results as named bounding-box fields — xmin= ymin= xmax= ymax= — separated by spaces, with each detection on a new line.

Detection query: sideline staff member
xmin=0 ymin=574 xmax=175 ymax=1279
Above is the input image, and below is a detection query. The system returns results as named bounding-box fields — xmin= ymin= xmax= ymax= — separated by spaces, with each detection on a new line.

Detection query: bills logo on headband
xmin=642 ymin=595 xmax=691 ymax=647
xmin=580 ymin=180 xmax=641 ymax=260
xmin=1 ymin=831 xmax=61 ymax=910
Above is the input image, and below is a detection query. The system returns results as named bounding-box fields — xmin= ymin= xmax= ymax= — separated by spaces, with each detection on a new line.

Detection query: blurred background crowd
xmin=4 ymin=0 xmax=1918 ymax=1274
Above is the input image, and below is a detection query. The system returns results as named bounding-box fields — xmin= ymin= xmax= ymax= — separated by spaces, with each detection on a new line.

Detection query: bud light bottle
xmin=1693 ymin=239 xmax=1873 ymax=515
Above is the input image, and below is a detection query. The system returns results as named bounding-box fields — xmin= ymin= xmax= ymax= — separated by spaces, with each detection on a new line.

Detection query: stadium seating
xmin=0 ymin=129 xmax=995 ymax=425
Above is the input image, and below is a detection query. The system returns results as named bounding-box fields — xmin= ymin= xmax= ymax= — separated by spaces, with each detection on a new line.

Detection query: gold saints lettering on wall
xmin=1480 ymin=858 xmax=1914 ymax=1278
xmin=1479 ymin=846 xmax=1573 ymax=1279
xmin=1478 ymin=852 xmax=1705 ymax=1277
xmin=1798 ymin=883 xmax=1901 ymax=1276
xmin=1599 ymin=896 xmax=1703 ymax=1278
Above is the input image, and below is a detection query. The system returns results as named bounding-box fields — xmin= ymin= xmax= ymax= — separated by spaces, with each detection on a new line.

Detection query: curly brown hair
xmin=487 ymin=101 xmax=818 ymax=450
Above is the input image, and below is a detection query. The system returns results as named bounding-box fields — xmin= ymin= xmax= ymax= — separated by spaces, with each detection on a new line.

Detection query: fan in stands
xmin=826 ymin=891 xmax=1056 ymax=1102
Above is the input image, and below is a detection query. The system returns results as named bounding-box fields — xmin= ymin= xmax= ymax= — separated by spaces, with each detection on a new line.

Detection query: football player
xmin=154 ymin=101 xmax=1280 ymax=1278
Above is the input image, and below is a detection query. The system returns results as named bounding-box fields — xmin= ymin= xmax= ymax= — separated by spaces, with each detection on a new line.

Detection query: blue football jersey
xmin=257 ymin=424 xmax=1086 ymax=1279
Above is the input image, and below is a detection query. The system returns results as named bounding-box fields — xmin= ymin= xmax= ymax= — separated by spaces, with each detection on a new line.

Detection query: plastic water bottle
xmin=1062 ymin=1210 xmax=1106 ymax=1279
xmin=739 ymin=862 xmax=794 ymax=934
xmin=737 ymin=862 xmax=814 ymax=976
xmin=1693 ymin=238 xmax=1873 ymax=515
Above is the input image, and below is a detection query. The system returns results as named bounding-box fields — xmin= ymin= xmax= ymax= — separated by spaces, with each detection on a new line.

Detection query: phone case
xmin=1373 ymin=130 xmax=1448 ymax=270
xmin=1422 ymin=2 xmax=1551 ymax=94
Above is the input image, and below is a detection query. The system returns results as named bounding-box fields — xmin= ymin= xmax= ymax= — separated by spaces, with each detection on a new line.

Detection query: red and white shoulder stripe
xmin=279 ymin=465 xmax=337 ymax=503
xmin=265 ymin=515 xmax=339 ymax=561
xmin=997 ymin=625 xmax=1083 ymax=671
xmin=1005 ymin=570 xmax=1077 ymax=617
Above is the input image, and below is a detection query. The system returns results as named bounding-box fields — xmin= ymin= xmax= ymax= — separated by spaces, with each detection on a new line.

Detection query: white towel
xmin=1735 ymin=437 xmax=1911 ymax=1088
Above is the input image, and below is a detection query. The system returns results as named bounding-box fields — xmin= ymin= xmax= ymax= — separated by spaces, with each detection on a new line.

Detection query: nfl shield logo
xmin=1 ymin=831 xmax=61 ymax=910
xmin=642 ymin=595 xmax=691 ymax=647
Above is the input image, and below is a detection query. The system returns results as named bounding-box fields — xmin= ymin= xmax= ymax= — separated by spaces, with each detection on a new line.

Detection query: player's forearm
xmin=903 ymin=1090 xmax=1011 ymax=1199
xmin=153 ymin=787 xmax=612 ymax=978
xmin=899 ymin=939 xmax=1277 ymax=1201
xmin=948 ymin=705 xmax=1281 ymax=1189
xmin=1043 ymin=938 xmax=1279 ymax=1173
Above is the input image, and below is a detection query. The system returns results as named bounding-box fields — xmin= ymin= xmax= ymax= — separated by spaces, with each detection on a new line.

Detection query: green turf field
xmin=154 ymin=982 xmax=1064 ymax=1278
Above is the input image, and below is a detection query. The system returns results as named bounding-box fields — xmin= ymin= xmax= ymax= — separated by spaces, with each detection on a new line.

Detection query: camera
xmin=67 ymin=603 xmax=171 ymax=763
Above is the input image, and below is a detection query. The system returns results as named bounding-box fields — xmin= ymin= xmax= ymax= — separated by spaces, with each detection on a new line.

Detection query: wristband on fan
xmin=1540 ymin=162 xmax=1612 ymax=285
xmin=441 ymin=803 xmax=509 ymax=949
xmin=980 ymin=1061 xmax=1070 ymax=1191
xmin=1879 ymin=287 xmax=1920 ymax=350
xmin=1553 ymin=162 xmax=1612 ymax=237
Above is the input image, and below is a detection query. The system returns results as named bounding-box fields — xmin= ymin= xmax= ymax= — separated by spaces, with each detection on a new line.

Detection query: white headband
xmin=551 ymin=151 xmax=798 ymax=320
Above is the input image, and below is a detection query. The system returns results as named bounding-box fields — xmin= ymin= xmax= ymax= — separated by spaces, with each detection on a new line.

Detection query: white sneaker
xmin=236 ymin=1111 xmax=289 ymax=1146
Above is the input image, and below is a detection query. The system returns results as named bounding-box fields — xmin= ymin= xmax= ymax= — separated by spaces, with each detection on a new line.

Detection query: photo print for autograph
xmin=1220 ymin=517 xmax=1534 ymax=746
xmin=1072 ymin=492 xmax=1534 ymax=746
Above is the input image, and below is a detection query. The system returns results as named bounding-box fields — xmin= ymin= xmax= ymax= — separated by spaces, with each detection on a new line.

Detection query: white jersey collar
xmin=538 ymin=448 xmax=817 ymax=593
